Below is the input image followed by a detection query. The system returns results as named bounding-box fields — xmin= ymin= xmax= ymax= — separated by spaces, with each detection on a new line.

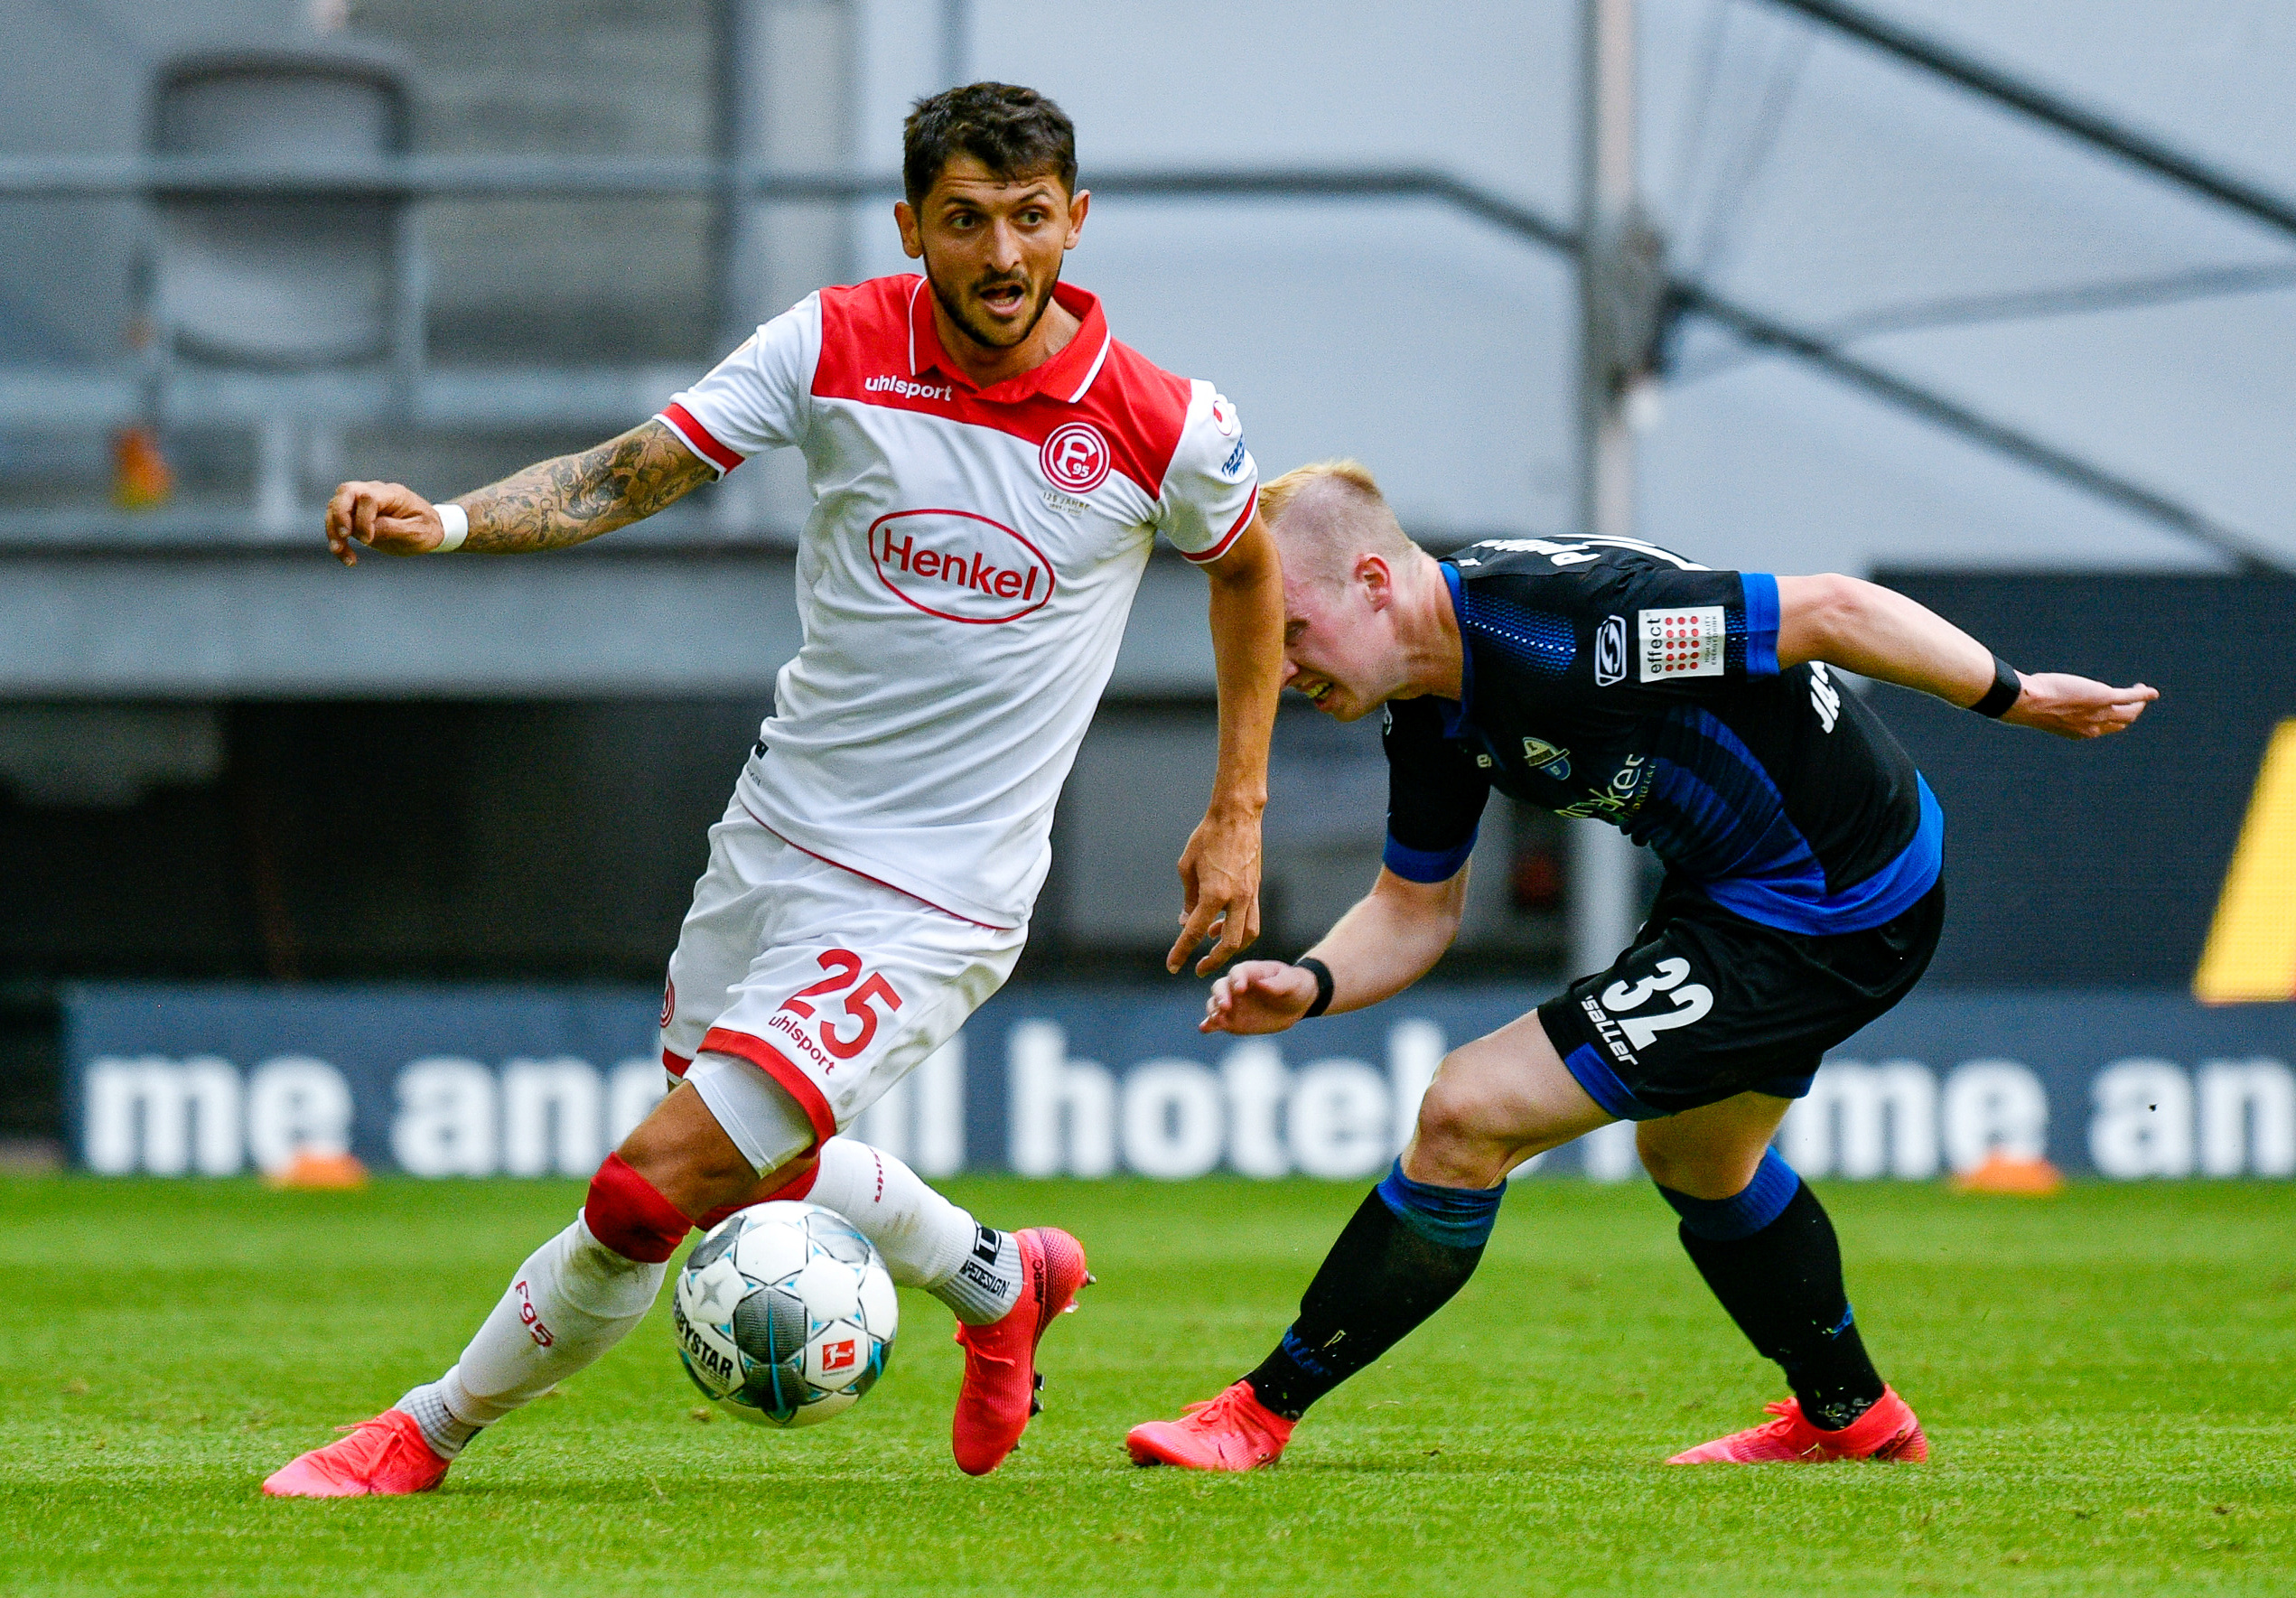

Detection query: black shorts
xmin=1536 ymin=875 xmax=1945 ymax=1120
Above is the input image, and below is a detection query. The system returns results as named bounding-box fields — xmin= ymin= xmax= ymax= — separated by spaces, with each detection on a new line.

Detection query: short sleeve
xmin=1154 ymin=382 xmax=1258 ymax=564
xmin=1452 ymin=544 xmax=1782 ymax=696
xmin=1613 ymin=565 xmax=1781 ymax=689
xmin=657 ymin=293 xmax=824 ymax=476
xmin=1382 ymin=698 xmax=1490 ymax=883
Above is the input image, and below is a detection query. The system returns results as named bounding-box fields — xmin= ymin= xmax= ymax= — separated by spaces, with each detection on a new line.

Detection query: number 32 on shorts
xmin=776 ymin=949 xmax=902 ymax=1064
xmin=1599 ymin=957 xmax=1713 ymax=1051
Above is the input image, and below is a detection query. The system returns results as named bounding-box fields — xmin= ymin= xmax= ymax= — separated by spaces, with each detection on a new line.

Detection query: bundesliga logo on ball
xmin=672 ymin=1201 xmax=899 ymax=1427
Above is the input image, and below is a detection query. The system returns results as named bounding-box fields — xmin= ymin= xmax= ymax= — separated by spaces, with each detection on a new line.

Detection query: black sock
xmin=1243 ymin=1163 xmax=1498 ymax=1420
xmin=1661 ymin=1154 xmax=1885 ymax=1431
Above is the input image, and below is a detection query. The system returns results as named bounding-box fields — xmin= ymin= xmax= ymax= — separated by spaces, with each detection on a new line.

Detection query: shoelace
xmin=955 ymin=1322 xmax=1018 ymax=1360
xmin=303 ymin=1417 xmax=402 ymax=1480
xmin=1735 ymin=1401 xmax=1824 ymax=1458
xmin=336 ymin=1414 xmax=434 ymax=1457
xmin=1183 ymin=1389 xmax=1280 ymax=1455
xmin=1722 ymin=1398 xmax=1907 ymax=1462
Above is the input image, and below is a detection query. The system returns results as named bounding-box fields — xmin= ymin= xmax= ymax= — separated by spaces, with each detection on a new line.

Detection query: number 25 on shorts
xmin=779 ymin=949 xmax=903 ymax=1061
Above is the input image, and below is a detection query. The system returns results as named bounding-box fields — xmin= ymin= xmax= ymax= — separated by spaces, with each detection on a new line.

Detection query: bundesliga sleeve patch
xmin=1638 ymin=606 xmax=1726 ymax=681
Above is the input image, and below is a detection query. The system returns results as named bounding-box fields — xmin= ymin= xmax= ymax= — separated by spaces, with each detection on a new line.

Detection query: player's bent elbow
xmin=1374 ymin=862 xmax=1467 ymax=910
xmin=1200 ymin=515 xmax=1278 ymax=589
xmin=1775 ymin=572 xmax=1867 ymax=667
xmin=1428 ymin=907 xmax=1465 ymax=964
xmin=1369 ymin=876 xmax=1467 ymax=966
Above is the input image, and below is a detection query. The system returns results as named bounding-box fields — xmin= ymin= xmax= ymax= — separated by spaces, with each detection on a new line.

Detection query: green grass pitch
xmin=2 ymin=1175 xmax=2290 ymax=1596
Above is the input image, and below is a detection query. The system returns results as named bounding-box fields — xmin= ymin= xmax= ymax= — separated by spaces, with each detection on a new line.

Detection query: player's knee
xmin=583 ymin=1152 xmax=693 ymax=1264
xmin=695 ymin=1155 xmax=820 ymax=1232
xmin=1413 ymin=1065 xmax=1498 ymax=1164
xmin=1635 ymin=1125 xmax=1685 ymax=1189
xmin=613 ymin=1083 xmax=758 ymax=1218
xmin=1636 ymin=1126 xmax=1760 ymax=1201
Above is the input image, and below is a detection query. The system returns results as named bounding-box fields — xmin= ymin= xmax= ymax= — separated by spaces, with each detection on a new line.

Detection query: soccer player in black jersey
xmin=1125 ymin=459 xmax=2155 ymax=1471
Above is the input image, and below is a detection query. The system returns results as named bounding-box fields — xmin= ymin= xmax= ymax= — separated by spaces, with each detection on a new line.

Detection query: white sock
xmin=807 ymin=1137 xmax=1022 ymax=1326
xmin=400 ymin=1213 xmax=667 ymax=1457
xmin=397 ymin=1378 xmax=482 ymax=1458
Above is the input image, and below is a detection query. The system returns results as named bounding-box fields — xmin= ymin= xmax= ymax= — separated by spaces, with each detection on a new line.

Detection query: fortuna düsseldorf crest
xmin=1039 ymin=422 xmax=1112 ymax=493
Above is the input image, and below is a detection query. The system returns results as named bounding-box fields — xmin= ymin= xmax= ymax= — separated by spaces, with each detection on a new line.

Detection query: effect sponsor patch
xmin=1638 ymin=606 xmax=1725 ymax=682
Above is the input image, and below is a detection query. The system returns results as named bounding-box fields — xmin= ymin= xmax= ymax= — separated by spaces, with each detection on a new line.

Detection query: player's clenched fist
xmin=1200 ymin=958 xmax=1317 ymax=1035
xmin=324 ymin=480 xmax=445 ymax=565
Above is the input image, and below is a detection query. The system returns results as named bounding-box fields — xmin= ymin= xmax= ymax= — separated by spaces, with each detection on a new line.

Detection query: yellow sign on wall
xmin=2194 ymin=718 xmax=2296 ymax=1004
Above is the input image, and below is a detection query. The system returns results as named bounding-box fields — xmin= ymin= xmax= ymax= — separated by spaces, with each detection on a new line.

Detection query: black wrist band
xmin=1971 ymin=654 xmax=2022 ymax=718
xmin=1295 ymin=957 xmax=1335 ymax=1019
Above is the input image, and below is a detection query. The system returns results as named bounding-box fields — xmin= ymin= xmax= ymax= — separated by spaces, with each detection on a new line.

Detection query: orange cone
xmin=266 ymin=1151 xmax=370 ymax=1191
xmin=1951 ymin=1154 xmax=2065 ymax=1196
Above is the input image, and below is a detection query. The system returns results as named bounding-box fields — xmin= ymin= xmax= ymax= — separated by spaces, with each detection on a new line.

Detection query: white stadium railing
xmin=0 ymin=154 xmax=2282 ymax=570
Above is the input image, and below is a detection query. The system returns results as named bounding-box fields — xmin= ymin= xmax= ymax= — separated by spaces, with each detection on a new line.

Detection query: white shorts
xmin=660 ymin=798 xmax=1026 ymax=1159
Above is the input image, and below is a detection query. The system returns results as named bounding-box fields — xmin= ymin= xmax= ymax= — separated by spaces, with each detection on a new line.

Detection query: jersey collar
xmin=906 ymin=276 xmax=1112 ymax=405
xmin=1434 ymin=560 xmax=1476 ymax=737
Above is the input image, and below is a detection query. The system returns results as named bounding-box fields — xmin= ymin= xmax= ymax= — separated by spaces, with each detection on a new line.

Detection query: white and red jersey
xmin=657 ymin=275 xmax=1258 ymax=929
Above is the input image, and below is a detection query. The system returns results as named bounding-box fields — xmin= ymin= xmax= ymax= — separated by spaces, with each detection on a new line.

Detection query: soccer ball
xmin=671 ymin=1201 xmax=898 ymax=1427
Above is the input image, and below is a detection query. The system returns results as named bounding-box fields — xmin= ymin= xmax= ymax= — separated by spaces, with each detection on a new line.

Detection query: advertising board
xmin=63 ymin=984 xmax=2295 ymax=1182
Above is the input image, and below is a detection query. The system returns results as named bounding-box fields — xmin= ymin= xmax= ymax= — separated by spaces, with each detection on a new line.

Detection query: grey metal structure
xmin=4 ymin=0 xmax=2291 ymax=973
xmin=4 ymin=8 xmax=2292 ymax=705
xmin=146 ymin=48 xmax=415 ymax=369
xmin=1 ymin=145 xmax=2282 ymax=566
xmin=1570 ymin=0 xmax=1660 ymax=978
xmin=140 ymin=44 xmax=419 ymax=534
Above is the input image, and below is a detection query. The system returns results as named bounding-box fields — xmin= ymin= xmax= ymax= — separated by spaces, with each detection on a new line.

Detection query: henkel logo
xmin=870 ymin=509 xmax=1057 ymax=624
xmin=819 ymin=1338 xmax=858 ymax=1374
xmin=1040 ymin=422 xmax=1112 ymax=493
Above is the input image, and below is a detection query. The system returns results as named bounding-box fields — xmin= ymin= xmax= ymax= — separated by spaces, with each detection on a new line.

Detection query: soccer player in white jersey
xmin=266 ymin=84 xmax=1283 ymax=1496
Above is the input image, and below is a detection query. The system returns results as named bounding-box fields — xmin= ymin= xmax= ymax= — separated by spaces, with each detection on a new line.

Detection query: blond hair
xmin=1257 ymin=458 xmax=1415 ymax=585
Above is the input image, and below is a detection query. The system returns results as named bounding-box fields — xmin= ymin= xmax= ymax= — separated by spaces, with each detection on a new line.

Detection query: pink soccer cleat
xmin=1667 ymin=1386 xmax=1928 ymax=1464
xmin=949 ymin=1227 xmax=1091 ymax=1476
xmin=1125 ymin=1379 xmax=1296 ymax=1472
xmin=261 ymin=1408 xmax=453 ymax=1498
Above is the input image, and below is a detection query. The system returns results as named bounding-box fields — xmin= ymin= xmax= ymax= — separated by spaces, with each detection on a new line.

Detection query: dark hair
xmin=902 ymin=83 xmax=1078 ymax=207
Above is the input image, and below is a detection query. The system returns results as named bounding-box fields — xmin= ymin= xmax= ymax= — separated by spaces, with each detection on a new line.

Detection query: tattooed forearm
xmin=459 ymin=420 xmax=714 ymax=553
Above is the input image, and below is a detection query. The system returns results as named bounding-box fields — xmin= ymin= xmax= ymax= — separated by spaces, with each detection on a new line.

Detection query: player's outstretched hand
xmin=324 ymin=480 xmax=446 ymax=566
xmin=1200 ymin=959 xmax=1316 ymax=1035
xmin=2002 ymin=672 xmax=2158 ymax=741
xmin=1168 ymin=808 xmax=1264 ymax=977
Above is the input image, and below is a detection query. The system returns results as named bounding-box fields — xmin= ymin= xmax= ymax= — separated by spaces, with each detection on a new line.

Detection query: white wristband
xmin=432 ymin=502 xmax=469 ymax=554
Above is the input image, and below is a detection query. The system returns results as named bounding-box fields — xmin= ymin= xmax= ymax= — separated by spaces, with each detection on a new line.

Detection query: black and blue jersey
xmin=1381 ymin=537 xmax=1940 ymax=937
